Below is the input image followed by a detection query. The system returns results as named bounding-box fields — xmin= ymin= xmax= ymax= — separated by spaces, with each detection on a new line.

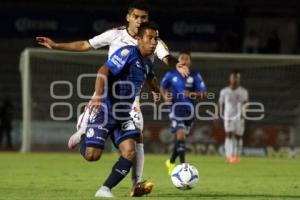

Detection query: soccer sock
xmin=232 ymin=137 xmax=237 ymax=157
xmin=224 ymin=137 xmax=232 ymax=158
xmin=177 ymin=140 xmax=186 ymax=164
xmin=237 ymin=139 xmax=243 ymax=156
xmin=103 ymin=156 xmax=133 ymax=189
xmin=134 ymin=143 xmax=144 ymax=184
xmin=170 ymin=141 xmax=179 ymax=163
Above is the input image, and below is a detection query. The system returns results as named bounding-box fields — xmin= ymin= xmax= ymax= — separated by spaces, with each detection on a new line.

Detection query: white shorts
xmin=224 ymin=119 xmax=245 ymax=136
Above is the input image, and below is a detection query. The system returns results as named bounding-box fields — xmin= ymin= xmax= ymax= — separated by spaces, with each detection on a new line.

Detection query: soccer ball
xmin=171 ymin=163 xmax=199 ymax=190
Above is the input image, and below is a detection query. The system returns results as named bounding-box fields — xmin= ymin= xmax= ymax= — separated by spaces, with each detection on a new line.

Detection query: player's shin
xmin=177 ymin=140 xmax=186 ymax=164
xmin=134 ymin=143 xmax=144 ymax=184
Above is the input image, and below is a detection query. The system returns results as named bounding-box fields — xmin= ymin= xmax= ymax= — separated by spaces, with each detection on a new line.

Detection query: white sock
xmin=225 ymin=138 xmax=232 ymax=158
xmin=232 ymin=137 xmax=237 ymax=157
xmin=237 ymin=139 xmax=243 ymax=156
xmin=132 ymin=143 xmax=144 ymax=185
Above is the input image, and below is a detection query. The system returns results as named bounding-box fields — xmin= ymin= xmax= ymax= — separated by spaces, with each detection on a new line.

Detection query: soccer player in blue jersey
xmin=160 ymin=51 xmax=206 ymax=175
xmin=78 ymin=22 xmax=160 ymax=198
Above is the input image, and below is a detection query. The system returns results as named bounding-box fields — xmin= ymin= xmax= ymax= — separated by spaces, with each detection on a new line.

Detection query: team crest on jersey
xmin=187 ymin=77 xmax=194 ymax=84
xmin=86 ymin=128 xmax=94 ymax=138
xmin=121 ymin=48 xmax=130 ymax=57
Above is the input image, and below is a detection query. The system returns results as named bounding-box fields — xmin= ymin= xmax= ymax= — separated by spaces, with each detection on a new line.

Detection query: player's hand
xmin=90 ymin=95 xmax=101 ymax=113
xmin=152 ymin=91 xmax=160 ymax=103
xmin=36 ymin=36 xmax=56 ymax=49
xmin=176 ymin=63 xmax=189 ymax=77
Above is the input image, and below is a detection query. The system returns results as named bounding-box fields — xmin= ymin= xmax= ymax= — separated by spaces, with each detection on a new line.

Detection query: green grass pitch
xmin=0 ymin=153 xmax=299 ymax=200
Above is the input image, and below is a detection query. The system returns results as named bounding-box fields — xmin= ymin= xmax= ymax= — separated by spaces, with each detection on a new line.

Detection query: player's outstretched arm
xmin=162 ymin=55 xmax=189 ymax=77
xmin=36 ymin=36 xmax=92 ymax=51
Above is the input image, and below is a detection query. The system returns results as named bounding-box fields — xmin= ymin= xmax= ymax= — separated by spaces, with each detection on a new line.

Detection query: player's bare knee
xmin=84 ymin=148 xmax=102 ymax=161
xmin=121 ymin=148 xmax=136 ymax=161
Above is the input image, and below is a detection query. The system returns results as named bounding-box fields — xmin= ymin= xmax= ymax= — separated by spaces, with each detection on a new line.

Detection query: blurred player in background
xmin=160 ymin=51 xmax=206 ymax=175
xmin=219 ymin=70 xmax=249 ymax=163
xmin=36 ymin=0 xmax=188 ymax=196
xmin=79 ymin=22 xmax=160 ymax=197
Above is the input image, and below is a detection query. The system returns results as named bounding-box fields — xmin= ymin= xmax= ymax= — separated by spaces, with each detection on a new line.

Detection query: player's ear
xmin=126 ymin=14 xmax=130 ymax=23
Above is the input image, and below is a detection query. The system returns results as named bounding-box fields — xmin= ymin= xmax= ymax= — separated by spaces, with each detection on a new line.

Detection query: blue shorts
xmin=84 ymin=109 xmax=140 ymax=149
xmin=170 ymin=103 xmax=194 ymax=134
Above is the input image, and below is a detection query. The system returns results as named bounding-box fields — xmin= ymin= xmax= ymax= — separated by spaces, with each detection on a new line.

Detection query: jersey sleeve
xmin=154 ymin=39 xmax=170 ymax=60
xmin=219 ymin=89 xmax=225 ymax=104
xmin=160 ymin=72 xmax=172 ymax=89
xmin=105 ymin=47 xmax=132 ymax=75
xmin=194 ymin=73 xmax=207 ymax=92
xmin=88 ymin=29 xmax=117 ymax=49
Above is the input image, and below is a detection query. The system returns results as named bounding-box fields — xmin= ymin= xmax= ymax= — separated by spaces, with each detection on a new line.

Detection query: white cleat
xmin=67 ymin=128 xmax=84 ymax=149
xmin=95 ymin=186 xmax=114 ymax=198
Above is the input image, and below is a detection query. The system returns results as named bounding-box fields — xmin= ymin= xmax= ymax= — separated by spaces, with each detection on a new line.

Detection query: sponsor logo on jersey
xmin=135 ymin=61 xmax=141 ymax=68
xmin=120 ymin=48 xmax=130 ymax=57
xmin=86 ymin=128 xmax=95 ymax=138
xmin=111 ymin=55 xmax=125 ymax=68
xmin=172 ymin=77 xmax=178 ymax=82
xmin=121 ymin=120 xmax=135 ymax=131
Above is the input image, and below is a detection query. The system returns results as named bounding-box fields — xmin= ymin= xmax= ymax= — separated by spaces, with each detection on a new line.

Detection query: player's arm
xmin=156 ymin=40 xmax=189 ymax=77
xmin=36 ymin=37 xmax=92 ymax=51
xmin=91 ymin=65 xmax=109 ymax=111
xmin=160 ymin=72 xmax=172 ymax=103
xmin=146 ymin=76 xmax=160 ymax=103
xmin=241 ymin=90 xmax=249 ymax=119
xmin=218 ymin=90 xmax=225 ymax=120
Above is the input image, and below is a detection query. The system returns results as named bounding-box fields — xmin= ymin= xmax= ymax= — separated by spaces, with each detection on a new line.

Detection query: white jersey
xmin=219 ymin=86 xmax=248 ymax=120
xmin=89 ymin=26 xmax=170 ymax=60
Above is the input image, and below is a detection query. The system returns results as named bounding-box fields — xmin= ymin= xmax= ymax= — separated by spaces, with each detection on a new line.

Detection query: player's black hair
xmin=128 ymin=0 xmax=150 ymax=13
xmin=137 ymin=21 xmax=159 ymax=37
xmin=179 ymin=51 xmax=191 ymax=57
xmin=231 ymin=69 xmax=240 ymax=75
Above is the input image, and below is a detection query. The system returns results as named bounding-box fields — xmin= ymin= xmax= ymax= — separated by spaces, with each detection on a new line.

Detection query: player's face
xmin=178 ymin=53 xmax=191 ymax=68
xmin=127 ymin=9 xmax=149 ymax=35
xmin=230 ymin=73 xmax=241 ymax=86
xmin=138 ymin=29 xmax=158 ymax=57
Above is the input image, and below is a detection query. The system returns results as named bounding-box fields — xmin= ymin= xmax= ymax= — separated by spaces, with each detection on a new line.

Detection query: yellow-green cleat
xmin=165 ymin=160 xmax=175 ymax=176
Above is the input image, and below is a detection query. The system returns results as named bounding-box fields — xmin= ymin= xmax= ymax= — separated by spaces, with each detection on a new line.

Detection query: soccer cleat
xmin=68 ymin=128 xmax=84 ymax=149
xmin=130 ymin=180 xmax=154 ymax=197
xmin=95 ymin=186 xmax=114 ymax=198
xmin=165 ymin=160 xmax=175 ymax=176
xmin=233 ymin=156 xmax=240 ymax=163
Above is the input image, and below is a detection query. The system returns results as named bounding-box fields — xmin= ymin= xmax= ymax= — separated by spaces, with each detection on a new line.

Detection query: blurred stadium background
xmin=0 ymin=0 xmax=300 ymax=157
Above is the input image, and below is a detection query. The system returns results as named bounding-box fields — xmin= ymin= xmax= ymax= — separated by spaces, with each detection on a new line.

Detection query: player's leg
xmin=68 ymin=104 xmax=92 ymax=149
xmin=235 ymin=120 xmax=245 ymax=162
xmin=130 ymin=109 xmax=144 ymax=185
xmin=166 ymin=120 xmax=178 ymax=175
xmin=95 ymin=121 xmax=139 ymax=198
xmin=224 ymin=120 xmax=234 ymax=162
xmin=176 ymin=128 xmax=186 ymax=164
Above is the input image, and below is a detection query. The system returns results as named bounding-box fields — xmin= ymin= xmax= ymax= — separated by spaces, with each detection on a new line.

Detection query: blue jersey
xmin=103 ymin=45 xmax=154 ymax=118
xmin=161 ymin=70 xmax=206 ymax=133
xmin=160 ymin=70 xmax=206 ymax=104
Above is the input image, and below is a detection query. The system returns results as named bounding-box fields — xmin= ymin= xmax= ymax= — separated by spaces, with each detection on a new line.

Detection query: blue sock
xmin=103 ymin=156 xmax=133 ymax=189
xmin=177 ymin=140 xmax=186 ymax=163
xmin=170 ymin=140 xmax=179 ymax=163
xmin=79 ymin=134 xmax=86 ymax=157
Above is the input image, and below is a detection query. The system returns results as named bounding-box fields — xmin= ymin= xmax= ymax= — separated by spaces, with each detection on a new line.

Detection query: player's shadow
xmin=154 ymin=192 xmax=300 ymax=199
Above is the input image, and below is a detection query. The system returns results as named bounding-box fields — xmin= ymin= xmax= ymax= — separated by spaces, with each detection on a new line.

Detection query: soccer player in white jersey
xmin=36 ymin=0 xmax=188 ymax=196
xmin=219 ymin=70 xmax=249 ymax=164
